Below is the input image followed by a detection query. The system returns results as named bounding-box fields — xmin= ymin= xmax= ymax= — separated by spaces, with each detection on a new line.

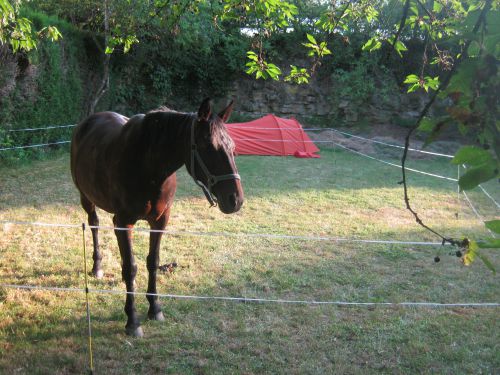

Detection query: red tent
xmin=226 ymin=114 xmax=320 ymax=158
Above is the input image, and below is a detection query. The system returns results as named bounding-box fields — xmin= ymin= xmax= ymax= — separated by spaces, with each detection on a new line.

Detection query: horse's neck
xmin=121 ymin=112 xmax=191 ymax=179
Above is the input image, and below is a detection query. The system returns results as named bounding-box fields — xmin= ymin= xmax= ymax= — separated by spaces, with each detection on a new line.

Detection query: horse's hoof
xmin=125 ymin=326 xmax=144 ymax=338
xmin=93 ymin=269 xmax=104 ymax=279
xmin=148 ymin=311 xmax=165 ymax=321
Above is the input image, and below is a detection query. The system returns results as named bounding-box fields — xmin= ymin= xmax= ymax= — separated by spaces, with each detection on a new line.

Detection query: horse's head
xmin=187 ymin=98 xmax=244 ymax=214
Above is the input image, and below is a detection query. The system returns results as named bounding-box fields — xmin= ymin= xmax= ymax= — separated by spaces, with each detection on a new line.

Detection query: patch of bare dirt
xmin=307 ymin=129 xmax=376 ymax=155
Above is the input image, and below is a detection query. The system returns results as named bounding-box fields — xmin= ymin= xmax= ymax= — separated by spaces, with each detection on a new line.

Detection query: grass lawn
xmin=0 ymin=146 xmax=499 ymax=374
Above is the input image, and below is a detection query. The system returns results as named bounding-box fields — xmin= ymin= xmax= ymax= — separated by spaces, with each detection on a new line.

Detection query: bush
xmin=0 ymin=10 xmax=86 ymax=161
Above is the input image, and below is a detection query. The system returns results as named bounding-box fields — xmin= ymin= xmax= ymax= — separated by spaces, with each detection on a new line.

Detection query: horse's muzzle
xmin=218 ymin=191 xmax=244 ymax=214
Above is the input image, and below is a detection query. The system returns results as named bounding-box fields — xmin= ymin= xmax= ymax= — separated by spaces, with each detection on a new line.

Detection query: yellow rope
xmin=82 ymin=223 xmax=94 ymax=374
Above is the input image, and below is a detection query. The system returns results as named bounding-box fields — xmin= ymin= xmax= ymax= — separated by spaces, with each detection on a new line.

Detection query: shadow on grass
xmin=1 ymin=247 xmax=499 ymax=375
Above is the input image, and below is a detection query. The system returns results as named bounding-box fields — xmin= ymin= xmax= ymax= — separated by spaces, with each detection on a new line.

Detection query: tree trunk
xmin=87 ymin=0 xmax=110 ymax=115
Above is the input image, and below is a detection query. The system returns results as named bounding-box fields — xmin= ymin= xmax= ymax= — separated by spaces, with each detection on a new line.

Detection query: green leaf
xmin=458 ymin=164 xmax=499 ymax=191
xmin=409 ymin=3 xmax=418 ymax=15
xmin=422 ymin=119 xmax=451 ymax=147
xmin=452 ymin=146 xmax=494 ymax=166
xmin=477 ymin=238 xmax=500 ymax=248
xmin=246 ymin=51 xmax=258 ymax=61
xmin=362 ymin=37 xmax=381 ymax=52
xmin=425 ymin=76 xmax=439 ymax=90
xmin=0 ymin=0 xmax=15 ymax=15
xmin=433 ymin=2 xmax=443 ymax=13
xmin=394 ymin=40 xmax=407 ymax=57
xmin=458 ymin=123 xmax=468 ymax=136
xmin=407 ymin=83 xmax=420 ymax=93
xmin=403 ymin=74 xmax=419 ymax=84
xmin=463 ymin=239 xmax=478 ymax=266
xmin=467 ymin=40 xmax=481 ymax=57
xmin=306 ymin=33 xmax=317 ymax=44
xmin=485 ymin=11 xmax=500 ymax=34
xmin=485 ymin=220 xmax=500 ymax=234
xmin=476 ymin=252 xmax=496 ymax=273
xmin=418 ymin=117 xmax=437 ymax=132
xmin=446 ymin=60 xmax=476 ymax=94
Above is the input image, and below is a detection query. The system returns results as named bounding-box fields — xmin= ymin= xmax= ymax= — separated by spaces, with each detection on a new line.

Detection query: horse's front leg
xmin=146 ymin=211 xmax=169 ymax=321
xmin=80 ymin=195 xmax=103 ymax=278
xmin=113 ymin=215 xmax=143 ymax=337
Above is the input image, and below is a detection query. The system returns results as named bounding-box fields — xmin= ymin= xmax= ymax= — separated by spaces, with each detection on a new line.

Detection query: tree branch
xmin=88 ymin=0 xmax=110 ymax=115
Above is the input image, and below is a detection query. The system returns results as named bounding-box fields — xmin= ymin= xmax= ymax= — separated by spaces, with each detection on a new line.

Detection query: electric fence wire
xmin=1 ymin=284 xmax=498 ymax=308
xmin=0 ymin=140 xmax=71 ymax=151
xmin=0 ymin=219 xmax=449 ymax=247
xmin=7 ymin=124 xmax=76 ymax=132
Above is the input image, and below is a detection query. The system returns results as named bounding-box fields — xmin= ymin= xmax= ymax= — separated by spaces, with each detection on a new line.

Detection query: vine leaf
xmin=460 ymin=239 xmax=496 ymax=272
xmin=451 ymin=146 xmax=499 ymax=191
xmin=419 ymin=117 xmax=451 ymax=147
xmin=457 ymin=164 xmax=498 ymax=191
xmin=463 ymin=239 xmax=479 ymax=266
xmin=451 ymin=146 xmax=493 ymax=166
xmin=476 ymin=252 xmax=496 ymax=273
xmin=362 ymin=37 xmax=382 ymax=52
xmin=485 ymin=220 xmax=500 ymax=234
xmin=478 ymin=238 xmax=500 ymax=248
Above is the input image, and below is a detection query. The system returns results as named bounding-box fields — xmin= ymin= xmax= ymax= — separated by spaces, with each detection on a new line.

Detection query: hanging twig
xmin=400 ymin=0 xmax=493 ymax=246
xmin=388 ymin=0 xmax=410 ymax=59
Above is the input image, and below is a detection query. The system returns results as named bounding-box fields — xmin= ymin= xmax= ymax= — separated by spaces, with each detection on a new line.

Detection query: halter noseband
xmin=190 ymin=117 xmax=241 ymax=207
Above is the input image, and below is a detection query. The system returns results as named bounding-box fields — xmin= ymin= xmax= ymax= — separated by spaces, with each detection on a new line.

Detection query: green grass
xmin=0 ymin=148 xmax=499 ymax=374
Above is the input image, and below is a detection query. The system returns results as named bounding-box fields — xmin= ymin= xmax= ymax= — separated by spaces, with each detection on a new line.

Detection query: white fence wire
xmin=7 ymin=124 xmax=76 ymax=132
xmin=0 ymin=219 xmax=450 ymax=247
xmin=1 ymin=283 xmax=499 ymax=308
xmin=329 ymin=139 xmax=458 ymax=181
xmin=0 ymin=140 xmax=71 ymax=151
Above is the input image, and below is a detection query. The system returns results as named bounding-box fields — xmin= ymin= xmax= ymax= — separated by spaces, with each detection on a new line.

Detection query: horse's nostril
xmin=229 ymin=193 xmax=237 ymax=208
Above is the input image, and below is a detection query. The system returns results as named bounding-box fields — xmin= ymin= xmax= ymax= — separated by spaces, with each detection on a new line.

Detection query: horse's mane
xmin=210 ymin=116 xmax=235 ymax=153
xmin=147 ymin=106 xmax=176 ymax=114
xmin=147 ymin=106 xmax=235 ymax=153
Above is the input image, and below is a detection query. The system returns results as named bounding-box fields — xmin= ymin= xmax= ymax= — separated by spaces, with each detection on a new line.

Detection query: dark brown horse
xmin=71 ymin=98 xmax=243 ymax=337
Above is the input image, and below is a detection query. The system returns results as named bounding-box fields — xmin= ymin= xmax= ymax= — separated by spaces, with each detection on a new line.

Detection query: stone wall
xmin=228 ymin=74 xmax=437 ymax=127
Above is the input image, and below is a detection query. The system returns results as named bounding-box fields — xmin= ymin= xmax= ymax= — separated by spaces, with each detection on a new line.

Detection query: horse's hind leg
xmin=80 ymin=195 xmax=104 ymax=278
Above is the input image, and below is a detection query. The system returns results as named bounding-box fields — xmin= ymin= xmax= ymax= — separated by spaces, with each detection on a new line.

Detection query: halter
xmin=190 ymin=117 xmax=241 ymax=207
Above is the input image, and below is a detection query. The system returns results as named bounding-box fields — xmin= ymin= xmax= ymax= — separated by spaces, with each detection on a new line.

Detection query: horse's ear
xmin=218 ymin=100 xmax=234 ymax=123
xmin=198 ymin=98 xmax=212 ymax=121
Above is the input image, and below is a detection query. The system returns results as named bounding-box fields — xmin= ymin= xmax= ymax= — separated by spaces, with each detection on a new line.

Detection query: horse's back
xmin=72 ymin=112 xmax=127 ymax=147
xmin=71 ymin=112 xmax=131 ymax=211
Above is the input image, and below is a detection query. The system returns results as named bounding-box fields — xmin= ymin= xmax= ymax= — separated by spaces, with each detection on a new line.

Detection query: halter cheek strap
xmin=190 ymin=118 xmax=241 ymax=207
